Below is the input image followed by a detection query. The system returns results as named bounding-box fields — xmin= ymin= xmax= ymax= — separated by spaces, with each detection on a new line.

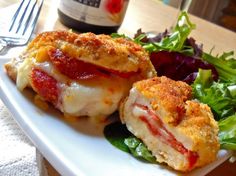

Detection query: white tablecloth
xmin=0 ymin=99 xmax=48 ymax=176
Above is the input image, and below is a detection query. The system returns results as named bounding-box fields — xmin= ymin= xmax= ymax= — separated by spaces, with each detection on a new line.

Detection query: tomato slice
xmin=106 ymin=69 xmax=137 ymax=78
xmin=31 ymin=68 xmax=59 ymax=103
xmin=135 ymin=104 xmax=198 ymax=169
xmin=48 ymin=49 xmax=136 ymax=80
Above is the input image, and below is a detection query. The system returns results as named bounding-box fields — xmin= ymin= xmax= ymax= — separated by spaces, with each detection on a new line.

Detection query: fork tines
xmin=9 ymin=0 xmax=44 ymax=36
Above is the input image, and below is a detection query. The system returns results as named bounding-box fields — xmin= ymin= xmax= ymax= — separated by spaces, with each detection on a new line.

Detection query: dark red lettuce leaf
xmin=134 ymin=29 xmax=169 ymax=43
xmin=150 ymin=51 xmax=218 ymax=84
xmin=185 ymin=37 xmax=203 ymax=57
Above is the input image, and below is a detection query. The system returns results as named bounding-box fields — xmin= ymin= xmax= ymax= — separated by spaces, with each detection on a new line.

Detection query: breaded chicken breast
xmin=5 ymin=31 xmax=156 ymax=118
xmin=120 ymin=76 xmax=219 ymax=171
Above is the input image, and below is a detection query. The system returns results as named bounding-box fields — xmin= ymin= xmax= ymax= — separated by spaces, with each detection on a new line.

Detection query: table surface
xmin=0 ymin=0 xmax=236 ymax=175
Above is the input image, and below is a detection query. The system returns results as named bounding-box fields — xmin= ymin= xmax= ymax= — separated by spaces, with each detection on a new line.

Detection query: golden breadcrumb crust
xmin=4 ymin=54 xmax=26 ymax=81
xmin=134 ymin=76 xmax=192 ymax=125
xmin=26 ymin=31 xmax=156 ymax=78
xmin=4 ymin=62 xmax=16 ymax=81
xmin=180 ymin=100 xmax=220 ymax=167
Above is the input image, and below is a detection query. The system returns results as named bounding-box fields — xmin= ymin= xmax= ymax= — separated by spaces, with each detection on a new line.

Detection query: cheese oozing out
xmin=16 ymin=58 xmax=131 ymax=118
xmin=59 ymin=81 xmax=125 ymax=117
xmin=17 ymin=57 xmax=33 ymax=91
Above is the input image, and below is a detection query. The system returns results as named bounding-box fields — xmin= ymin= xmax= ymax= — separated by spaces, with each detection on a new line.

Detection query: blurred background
xmin=1 ymin=0 xmax=236 ymax=32
xmin=164 ymin=0 xmax=236 ymax=32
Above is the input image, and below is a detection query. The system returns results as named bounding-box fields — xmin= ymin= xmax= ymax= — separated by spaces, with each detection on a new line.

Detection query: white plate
xmin=0 ymin=58 xmax=232 ymax=176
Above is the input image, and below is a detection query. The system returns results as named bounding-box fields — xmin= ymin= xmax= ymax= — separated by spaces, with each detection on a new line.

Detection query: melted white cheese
xmin=60 ymin=80 xmax=128 ymax=118
xmin=16 ymin=57 xmax=33 ymax=91
xmin=16 ymin=59 xmax=131 ymax=118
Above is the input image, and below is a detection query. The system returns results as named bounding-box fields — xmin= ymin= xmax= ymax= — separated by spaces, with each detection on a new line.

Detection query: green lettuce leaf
xmin=135 ymin=11 xmax=196 ymax=55
xmin=104 ymin=121 xmax=130 ymax=152
xmin=110 ymin=33 xmax=130 ymax=39
xmin=192 ymin=69 xmax=236 ymax=120
xmin=104 ymin=122 xmax=156 ymax=162
xmin=124 ymin=137 xmax=156 ymax=163
xmin=218 ymin=114 xmax=236 ymax=150
xmin=202 ymin=51 xmax=236 ymax=83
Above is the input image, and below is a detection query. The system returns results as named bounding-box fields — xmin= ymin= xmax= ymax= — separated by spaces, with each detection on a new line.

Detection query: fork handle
xmin=0 ymin=39 xmax=9 ymax=55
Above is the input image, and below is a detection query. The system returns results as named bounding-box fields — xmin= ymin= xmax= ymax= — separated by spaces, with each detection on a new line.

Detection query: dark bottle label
xmin=73 ymin=0 xmax=101 ymax=8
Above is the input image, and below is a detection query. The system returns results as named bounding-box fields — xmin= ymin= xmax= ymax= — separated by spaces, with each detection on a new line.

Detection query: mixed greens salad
xmin=105 ymin=12 xmax=236 ymax=162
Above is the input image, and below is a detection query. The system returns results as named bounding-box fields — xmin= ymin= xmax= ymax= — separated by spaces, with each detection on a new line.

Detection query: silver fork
xmin=0 ymin=0 xmax=44 ymax=55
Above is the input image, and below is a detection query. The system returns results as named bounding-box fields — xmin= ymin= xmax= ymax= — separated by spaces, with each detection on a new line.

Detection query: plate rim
xmin=0 ymin=58 xmax=232 ymax=176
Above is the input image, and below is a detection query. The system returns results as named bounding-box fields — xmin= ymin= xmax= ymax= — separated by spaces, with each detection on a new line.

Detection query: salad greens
xmin=110 ymin=33 xmax=130 ymax=40
xmin=124 ymin=137 xmax=156 ymax=163
xmin=203 ymin=51 xmax=236 ymax=83
xmin=219 ymin=114 xmax=236 ymax=150
xmin=192 ymin=69 xmax=236 ymax=120
xmin=104 ymin=121 xmax=130 ymax=152
xmin=104 ymin=11 xmax=236 ymax=163
xmin=134 ymin=11 xmax=196 ymax=55
xmin=104 ymin=122 xmax=156 ymax=162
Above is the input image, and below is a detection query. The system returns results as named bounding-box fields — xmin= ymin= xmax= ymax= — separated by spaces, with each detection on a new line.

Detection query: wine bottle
xmin=58 ymin=0 xmax=129 ymax=34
